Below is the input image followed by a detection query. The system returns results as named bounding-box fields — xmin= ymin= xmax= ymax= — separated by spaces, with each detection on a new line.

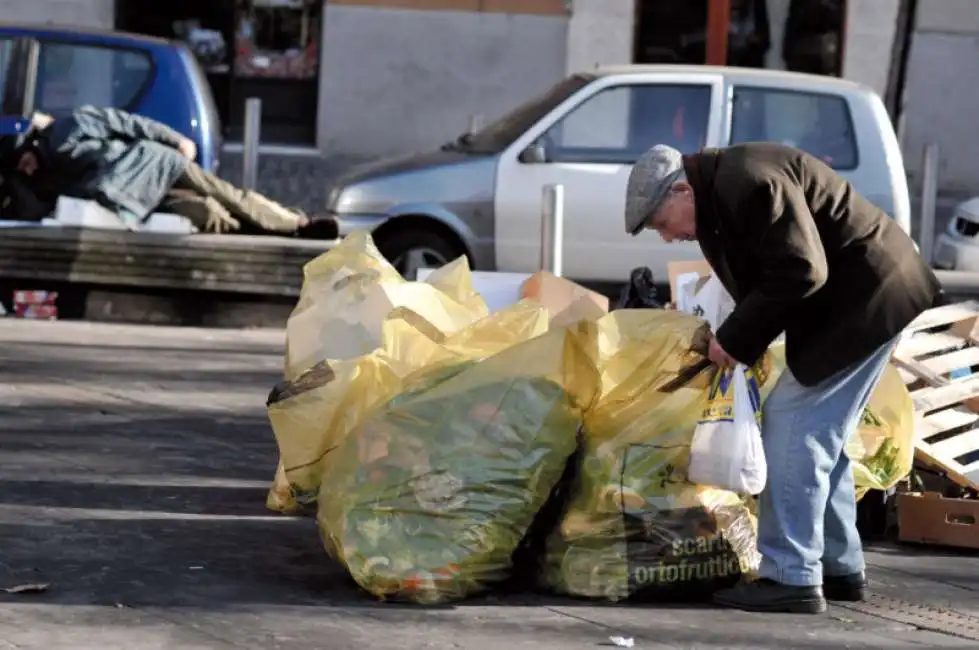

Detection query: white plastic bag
xmin=688 ymin=363 xmax=768 ymax=495
xmin=684 ymin=275 xmax=735 ymax=331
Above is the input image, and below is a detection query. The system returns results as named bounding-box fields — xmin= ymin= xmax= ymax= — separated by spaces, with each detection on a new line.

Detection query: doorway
xmin=633 ymin=1 xmax=711 ymax=65
xmin=115 ymin=0 xmax=321 ymax=145
xmin=633 ymin=0 xmax=847 ymax=76
xmin=115 ymin=0 xmax=235 ymax=132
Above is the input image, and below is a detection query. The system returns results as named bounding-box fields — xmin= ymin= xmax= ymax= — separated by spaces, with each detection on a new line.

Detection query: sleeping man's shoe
xmin=712 ymin=579 xmax=827 ymax=614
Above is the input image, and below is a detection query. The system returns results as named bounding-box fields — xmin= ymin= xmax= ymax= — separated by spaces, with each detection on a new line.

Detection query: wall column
xmin=564 ymin=0 xmax=634 ymax=74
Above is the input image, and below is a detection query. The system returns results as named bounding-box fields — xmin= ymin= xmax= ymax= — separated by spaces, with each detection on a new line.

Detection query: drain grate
xmin=836 ymin=592 xmax=979 ymax=640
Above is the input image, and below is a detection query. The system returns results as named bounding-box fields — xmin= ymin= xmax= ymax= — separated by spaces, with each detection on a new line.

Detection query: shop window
xmin=35 ymin=42 xmax=152 ymax=115
xmin=234 ymin=0 xmax=320 ymax=80
xmin=726 ymin=0 xmax=772 ymax=68
xmin=778 ymin=0 xmax=845 ymax=75
xmin=634 ymin=1 xmax=710 ymax=64
xmin=730 ymin=0 xmax=845 ymax=75
xmin=730 ymin=86 xmax=857 ymax=169
xmin=115 ymin=0 xmax=321 ymax=145
xmin=175 ymin=19 xmax=231 ymax=75
xmin=543 ymin=84 xmax=712 ymax=164
xmin=224 ymin=0 xmax=322 ymax=143
xmin=633 ymin=0 xmax=846 ymax=76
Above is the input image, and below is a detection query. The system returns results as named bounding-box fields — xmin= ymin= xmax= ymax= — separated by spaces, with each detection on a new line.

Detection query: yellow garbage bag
xmin=318 ymin=323 xmax=600 ymax=604
xmin=851 ymin=364 xmax=915 ymax=497
xmin=283 ymin=230 xmax=488 ymax=380
xmin=543 ymin=310 xmax=775 ymax=602
xmin=267 ymin=231 xmax=492 ymax=513
xmin=266 ymin=301 xmax=553 ymax=513
xmin=761 ymin=345 xmax=914 ymax=497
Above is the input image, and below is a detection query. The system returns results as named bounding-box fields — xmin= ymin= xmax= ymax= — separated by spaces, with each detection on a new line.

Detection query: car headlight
xmin=951 ymin=211 xmax=979 ymax=239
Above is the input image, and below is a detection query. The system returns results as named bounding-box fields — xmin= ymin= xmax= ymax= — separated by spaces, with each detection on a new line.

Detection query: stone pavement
xmin=2 ymin=319 xmax=979 ymax=649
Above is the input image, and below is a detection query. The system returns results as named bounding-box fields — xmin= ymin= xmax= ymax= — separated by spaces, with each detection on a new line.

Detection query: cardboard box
xmin=13 ymin=290 xmax=57 ymax=305
xmin=897 ymin=492 xmax=979 ymax=549
xmin=14 ymin=304 xmax=57 ymax=320
xmin=667 ymin=260 xmax=712 ymax=302
xmin=520 ymin=271 xmax=609 ymax=321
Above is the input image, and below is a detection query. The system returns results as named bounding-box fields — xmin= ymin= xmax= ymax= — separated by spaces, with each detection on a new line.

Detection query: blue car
xmin=0 ymin=26 xmax=222 ymax=172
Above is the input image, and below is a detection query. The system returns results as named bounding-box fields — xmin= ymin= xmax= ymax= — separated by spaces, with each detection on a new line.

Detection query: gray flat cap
xmin=624 ymin=144 xmax=685 ymax=236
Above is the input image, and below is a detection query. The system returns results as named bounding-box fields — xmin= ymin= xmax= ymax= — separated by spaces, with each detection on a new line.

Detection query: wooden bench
xmin=0 ymin=226 xmax=337 ymax=298
xmin=0 ymin=226 xmax=339 ymax=327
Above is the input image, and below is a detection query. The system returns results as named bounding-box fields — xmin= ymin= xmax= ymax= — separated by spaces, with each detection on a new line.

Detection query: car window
xmin=36 ymin=42 xmax=152 ymax=115
xmin=541 ymin=84 xmax=712 ymax=164
xmin=463 ymin=74 xmax=595 ymax=155
xmin=730 ymin=86 xmax=858 ymax=170
xmin=0 ymin=38 xmax=12 ymax=91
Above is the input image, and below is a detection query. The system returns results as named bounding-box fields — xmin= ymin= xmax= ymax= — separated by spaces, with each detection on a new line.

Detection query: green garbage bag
xmin=318 ymin=325 xmax=600 ymax=604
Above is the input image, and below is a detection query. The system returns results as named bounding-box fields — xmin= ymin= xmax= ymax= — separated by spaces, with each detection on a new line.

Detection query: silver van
xmin=321 ymin=65 xmax=910 ymax=283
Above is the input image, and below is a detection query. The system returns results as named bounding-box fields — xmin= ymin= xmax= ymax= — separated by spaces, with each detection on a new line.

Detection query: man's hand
xmin=708 ymin=335 xmax=737 ymax=368
xmin=178 ymin=138 xmax=197 ymax=161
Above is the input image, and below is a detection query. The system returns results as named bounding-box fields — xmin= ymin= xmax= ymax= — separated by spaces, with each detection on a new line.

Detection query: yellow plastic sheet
xmin=282 ymin=231 xmax=489 ymax=380
xmin=266 ymin=301 xmax=553 ymax=513
xmin=266 ymin=231 xmax=496 ymax=513
xmin=851 ymin=364 xmax=915 ymax=497
xmin=543 ymin=310 xmax=775 ymax=602
xmin=317 ymin=323 xmax=601 ymax=604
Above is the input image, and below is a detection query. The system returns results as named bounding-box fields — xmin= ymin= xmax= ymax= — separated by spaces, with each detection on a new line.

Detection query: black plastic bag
xmin=613 ymin=267 xmax=663 ymax=310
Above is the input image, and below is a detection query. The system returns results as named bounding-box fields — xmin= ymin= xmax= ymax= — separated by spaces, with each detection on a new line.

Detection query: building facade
xmin=902 ymin=0 xmax=979 ymax=199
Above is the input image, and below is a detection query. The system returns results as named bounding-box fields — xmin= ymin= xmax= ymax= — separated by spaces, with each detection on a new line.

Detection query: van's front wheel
xmin=376 ymin=229 xmax=464 ymax=280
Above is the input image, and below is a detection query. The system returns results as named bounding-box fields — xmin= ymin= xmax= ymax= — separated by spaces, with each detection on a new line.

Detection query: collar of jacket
xmin=682 ymin=148 xmax=742 ymax=302
xmin=682 ymin=148 xmax=723 ymax=238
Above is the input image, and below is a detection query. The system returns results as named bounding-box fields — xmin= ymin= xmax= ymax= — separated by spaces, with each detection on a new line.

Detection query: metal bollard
xmin=242 ymin=98 xmax=262 ymax=190
xmin=919 ymin=142 xmax=940 ymax=264
xmin=540 ymin=184 xmax=565 ymax=276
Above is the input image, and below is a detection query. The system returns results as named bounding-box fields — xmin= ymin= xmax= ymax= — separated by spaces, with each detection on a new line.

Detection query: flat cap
xmin=624 ymin=144 xmax=685 ymax=236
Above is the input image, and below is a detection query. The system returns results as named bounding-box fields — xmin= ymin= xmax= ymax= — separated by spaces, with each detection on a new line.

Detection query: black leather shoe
xmin=712 ymin=579 xmax=827 ymax=613
xmin=823 ymin=572 xmax=867 ymax=602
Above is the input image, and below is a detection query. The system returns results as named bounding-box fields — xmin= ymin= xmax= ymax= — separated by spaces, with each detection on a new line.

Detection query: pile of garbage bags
xmin=265 ymin=231 xmax=915 ymax=605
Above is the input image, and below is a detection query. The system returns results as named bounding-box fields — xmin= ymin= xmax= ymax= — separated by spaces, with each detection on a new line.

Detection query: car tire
xmin=376 ymin=229 xmax=465 ymax=280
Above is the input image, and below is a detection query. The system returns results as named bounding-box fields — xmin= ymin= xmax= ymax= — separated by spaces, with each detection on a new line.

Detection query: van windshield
xmin=443 ymin=73 xmax=596 ymax=155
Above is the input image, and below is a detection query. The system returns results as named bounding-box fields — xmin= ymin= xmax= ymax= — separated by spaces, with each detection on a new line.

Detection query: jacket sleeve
xmin=714 ymin=180 xmax=829 ymax=366
xmin=73 ymin=105 xmax=187 ymax=150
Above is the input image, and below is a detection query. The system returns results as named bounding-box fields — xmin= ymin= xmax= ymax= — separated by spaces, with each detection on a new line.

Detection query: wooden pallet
xmin=894 ymin=300 xmax=979 ymax=490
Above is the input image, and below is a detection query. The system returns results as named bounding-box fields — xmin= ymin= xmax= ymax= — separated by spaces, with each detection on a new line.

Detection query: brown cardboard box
xmin=897 ymin=492 xmax=979 ymax=549
xmin=667 ymin=260 xmax=713 ymax=302
xmin=520 ymin=271 xmax=609 ymax=321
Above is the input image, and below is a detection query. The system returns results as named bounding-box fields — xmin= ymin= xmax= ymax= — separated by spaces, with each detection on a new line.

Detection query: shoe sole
xmin=712 ymin=593 xmax=828 ymax=614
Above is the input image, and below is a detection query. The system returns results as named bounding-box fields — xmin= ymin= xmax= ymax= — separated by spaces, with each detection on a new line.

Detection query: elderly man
xmin=625 ymin=143 xmax=939 ymax=614
xmin=6 ymin=105 xmax=307 ymax=234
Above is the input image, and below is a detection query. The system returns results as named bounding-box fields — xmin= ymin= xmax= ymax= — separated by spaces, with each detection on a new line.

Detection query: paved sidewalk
xmin=2 ymin=319 xmax=979 ymax=649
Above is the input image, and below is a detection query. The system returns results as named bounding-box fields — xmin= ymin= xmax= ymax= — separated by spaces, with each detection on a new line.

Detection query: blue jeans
xmin=757 ymin=338 xmax=899 ymax=586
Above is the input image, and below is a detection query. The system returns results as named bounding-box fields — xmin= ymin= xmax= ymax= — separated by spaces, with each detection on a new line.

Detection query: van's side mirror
xmin=518 ymin=142 xmax=548 ymax=164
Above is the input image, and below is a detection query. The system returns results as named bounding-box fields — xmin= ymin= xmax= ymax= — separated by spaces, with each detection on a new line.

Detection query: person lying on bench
xmin=7 ymin=105 xmax=308 ymax=234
